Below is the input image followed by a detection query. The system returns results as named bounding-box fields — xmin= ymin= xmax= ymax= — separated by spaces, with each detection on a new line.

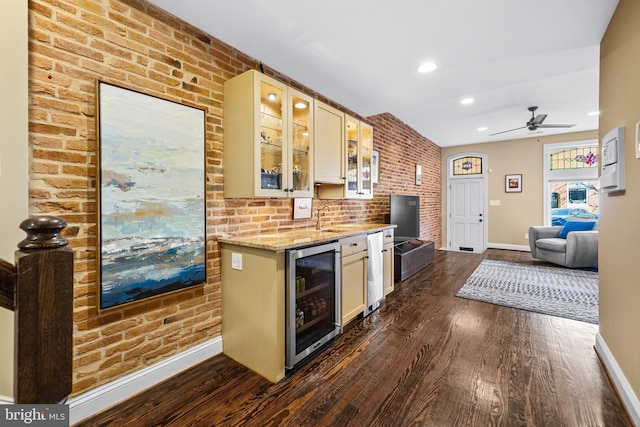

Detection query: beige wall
xmin=599 ymin=0 xmax=640 ymax=403
xmin=0 ymin=0 xmax=29 ymax=399
xmin=441 ymin=131 xmax=598 ymax=248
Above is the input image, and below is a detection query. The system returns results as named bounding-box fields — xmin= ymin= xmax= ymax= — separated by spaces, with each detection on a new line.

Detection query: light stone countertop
xmin=218 ymin=223 xmax=396 ymax=252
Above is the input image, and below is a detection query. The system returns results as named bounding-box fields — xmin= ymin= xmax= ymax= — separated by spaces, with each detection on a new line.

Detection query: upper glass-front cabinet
xmin=360 ymin=123 xmax=373 ymax=198
xmin=259 ymin=80 xmax=285 ymax=192
xmin=346 ymin=117 xmax=360 ymax=198
xmin=289 ymin=92 xmax=312 ymax=195
xmin=317 ymin=115 xmax=373 ymax=200
xmin=345 ymin=116 xmax=372 ymax=199
xmin=224 ymin=70 xmax=313 ymax=198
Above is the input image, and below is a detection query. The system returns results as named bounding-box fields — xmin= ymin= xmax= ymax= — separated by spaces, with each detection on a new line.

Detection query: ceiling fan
xmin=490 ymin=106 xmax=576 ymax=136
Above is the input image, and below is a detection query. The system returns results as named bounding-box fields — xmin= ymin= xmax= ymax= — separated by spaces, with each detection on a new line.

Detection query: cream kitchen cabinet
xmin=355 ymin=121 xmax=373 ymax=199
xmin=224 ymin=70 xmax=313 ymax=198
xmin=340 ymin=234 xmax=368 ymax=326
xmin=317 ymin=115 xmax=373 ymax=199
xmin=314 ymin=101 xmax=344 ymax=185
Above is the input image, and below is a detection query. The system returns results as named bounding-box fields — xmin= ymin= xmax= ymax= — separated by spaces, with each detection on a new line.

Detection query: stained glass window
xmin=549 ymin=146 xmax=599 ymax=171
xmin=453 ymin=156 xmax=482 ymax=175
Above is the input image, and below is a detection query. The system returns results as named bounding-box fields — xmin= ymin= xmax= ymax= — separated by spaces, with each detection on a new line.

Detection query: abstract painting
xmin=97 ymin=81 xmax=206 ymax=310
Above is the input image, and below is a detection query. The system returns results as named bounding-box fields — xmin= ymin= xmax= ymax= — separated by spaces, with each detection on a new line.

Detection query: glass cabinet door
xmin=360 ymin=123 xmax=373 ymax=198
xmin=259 ymin=80 xmax=284 ymax=192
xmin=346 ymin=117 xmax=359 ymax=198
xmin=290 ymin=91 xmax=312 ymax=194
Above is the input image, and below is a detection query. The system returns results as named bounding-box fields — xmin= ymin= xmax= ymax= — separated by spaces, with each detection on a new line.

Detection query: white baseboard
xmin=0 ymin=395 xmax=13 ymax=404
xmin=487 ymin=243 xmax=531 ymax=252
xmin=595 ymin=333 xmax=640 ymax=425
xmin=442 ymin=244 xmax=531 ymax=252
xmin=68 ymin=336 xmax=223 ymax=425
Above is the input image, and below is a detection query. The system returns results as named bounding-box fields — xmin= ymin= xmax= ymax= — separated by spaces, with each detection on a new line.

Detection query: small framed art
xmin=505 ymin=174 xmax=522 ymax=193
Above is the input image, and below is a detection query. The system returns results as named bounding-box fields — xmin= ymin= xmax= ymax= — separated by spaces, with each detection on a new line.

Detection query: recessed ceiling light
xmin=588 ymin=111 xmax=600 ymax=116
xmin=418 ymin=62 xmax=437 ymax=73
xmin=461 ymin=98 xmax=474 ymax=105
xmin=478 ymin=127 xmax=488 ymax=132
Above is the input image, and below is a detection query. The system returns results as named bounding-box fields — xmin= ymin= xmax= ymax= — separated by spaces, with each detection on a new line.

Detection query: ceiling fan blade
xmin=531 ymin=114 xmax=547 ymax=125
xmin=489 ymin=126 xmax=527 ymax=136
xmin=536 ymin=123 xmax=576 ymax=128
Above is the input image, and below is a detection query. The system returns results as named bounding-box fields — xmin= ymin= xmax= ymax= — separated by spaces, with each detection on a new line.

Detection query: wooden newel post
xmin=14 ymin=216 xmax=73 ymax=404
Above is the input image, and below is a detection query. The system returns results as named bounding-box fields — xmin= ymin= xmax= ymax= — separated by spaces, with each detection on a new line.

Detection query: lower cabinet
xmin=382 ymin=229 xmax=395 ymax=296
xmin=340 ymin=234 xmax=368 ymax=326
xmin=220 ymin=243 xmax=285 ymax=383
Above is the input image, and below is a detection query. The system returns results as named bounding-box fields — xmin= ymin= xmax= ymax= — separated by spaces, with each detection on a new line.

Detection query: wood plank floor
xmin=76 ymin=249 xmax=633 ymax=426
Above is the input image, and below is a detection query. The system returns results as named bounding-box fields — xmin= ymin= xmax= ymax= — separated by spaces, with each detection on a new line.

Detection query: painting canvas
xmin=98 ymin=82 xmax=206 ymax=310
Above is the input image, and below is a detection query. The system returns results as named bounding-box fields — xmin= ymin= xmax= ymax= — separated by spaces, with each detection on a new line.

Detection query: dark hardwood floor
xmin=77 ymin=249 xmax=633 ymax=426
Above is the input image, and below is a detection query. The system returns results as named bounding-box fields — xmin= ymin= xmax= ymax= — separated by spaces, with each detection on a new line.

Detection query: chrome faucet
xmin=316 ymin=205 xmax=329 ymax=230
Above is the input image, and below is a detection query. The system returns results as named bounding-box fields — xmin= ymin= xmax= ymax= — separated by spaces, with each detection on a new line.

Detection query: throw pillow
xmin=557 ymin=221 xmax=596 ymax=239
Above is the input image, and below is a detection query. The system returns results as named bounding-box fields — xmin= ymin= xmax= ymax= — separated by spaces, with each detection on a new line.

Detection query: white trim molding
xmin=595 ymin=333 xmax=640 ymax=425
xmin=487 ymin=243 xmax=531 ymax=252
xmin=68 ymin=336 xmax=223 ymax=425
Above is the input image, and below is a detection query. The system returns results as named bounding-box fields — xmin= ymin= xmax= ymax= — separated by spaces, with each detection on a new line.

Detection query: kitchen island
xmin=219 ymin=223 xmax=395 ymax=382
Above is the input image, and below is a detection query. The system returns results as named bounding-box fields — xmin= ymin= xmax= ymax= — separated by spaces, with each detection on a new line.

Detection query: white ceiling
xmin=146 ymin=0 xmax=618 ymax=147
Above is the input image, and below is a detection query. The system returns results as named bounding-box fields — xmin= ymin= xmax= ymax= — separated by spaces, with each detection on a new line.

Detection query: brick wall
xmin=368 ymin=113 xmax=442 ymax=245
xmin=28 ymin=0 xmax=441 ymax=396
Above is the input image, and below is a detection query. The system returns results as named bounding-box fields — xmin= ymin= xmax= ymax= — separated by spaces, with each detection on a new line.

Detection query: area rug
xmin=456 ymin=259 xmax=599 ymax=324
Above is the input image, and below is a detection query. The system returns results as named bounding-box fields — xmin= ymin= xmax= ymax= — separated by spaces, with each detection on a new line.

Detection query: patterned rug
xmin=456 ymin=259 xmax=599 ymax=324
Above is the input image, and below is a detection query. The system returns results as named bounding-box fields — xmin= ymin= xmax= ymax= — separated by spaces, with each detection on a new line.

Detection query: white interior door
xmin=450 ymin=178 xmax=484 ymax=252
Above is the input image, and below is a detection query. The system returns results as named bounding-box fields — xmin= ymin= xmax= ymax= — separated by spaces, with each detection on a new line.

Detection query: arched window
xmin=452 ymin=156 xmax=483 ymax=176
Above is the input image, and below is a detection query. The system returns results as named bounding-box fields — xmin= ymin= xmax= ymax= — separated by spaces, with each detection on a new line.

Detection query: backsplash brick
xmin=28 ymin=0 xmax=441 ymax=396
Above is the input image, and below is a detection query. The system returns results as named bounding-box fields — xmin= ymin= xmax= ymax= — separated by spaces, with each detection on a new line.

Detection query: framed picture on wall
xmin=97 ymin=81 xmax=206 ymax=310
xmin=505 ymin=174 xmax=522 ymax=193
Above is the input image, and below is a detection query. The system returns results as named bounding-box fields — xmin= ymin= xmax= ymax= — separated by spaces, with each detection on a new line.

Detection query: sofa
xmin=528 ymin=221 xmax=598 ymax=268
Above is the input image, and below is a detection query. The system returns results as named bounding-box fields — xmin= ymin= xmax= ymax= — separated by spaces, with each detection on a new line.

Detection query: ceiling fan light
xmin=461 ymin=98 xmax=474 ymax=105
xmin=418 ymin=62 xmax=437 ymax=73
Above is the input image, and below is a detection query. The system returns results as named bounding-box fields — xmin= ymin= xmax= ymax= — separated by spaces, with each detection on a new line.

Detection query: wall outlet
xmin=524 ymin=233 xmax=529 ymax=240
xmin=231 ymin=253 xmax=242 ymax=270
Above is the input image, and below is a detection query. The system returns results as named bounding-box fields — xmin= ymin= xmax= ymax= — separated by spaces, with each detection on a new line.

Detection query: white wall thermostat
xmin=600 ymin=126 xmax=625 ymax=194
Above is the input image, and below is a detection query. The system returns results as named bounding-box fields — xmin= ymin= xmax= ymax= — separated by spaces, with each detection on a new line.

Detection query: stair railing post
xmin=14 ymin=216 xmax=73 ymax=404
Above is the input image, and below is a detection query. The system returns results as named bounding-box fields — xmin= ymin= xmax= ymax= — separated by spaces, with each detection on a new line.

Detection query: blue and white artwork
xmin=98 ymin=82 xmax=206 ymax=309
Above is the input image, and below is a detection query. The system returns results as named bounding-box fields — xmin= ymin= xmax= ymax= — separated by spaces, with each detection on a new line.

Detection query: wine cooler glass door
xmin=286 ymin=242 xmax=341 ymax=369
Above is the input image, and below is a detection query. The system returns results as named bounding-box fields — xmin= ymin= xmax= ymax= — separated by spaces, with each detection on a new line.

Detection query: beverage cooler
xmin=285 ymin=242 xmax=341 ymax=369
